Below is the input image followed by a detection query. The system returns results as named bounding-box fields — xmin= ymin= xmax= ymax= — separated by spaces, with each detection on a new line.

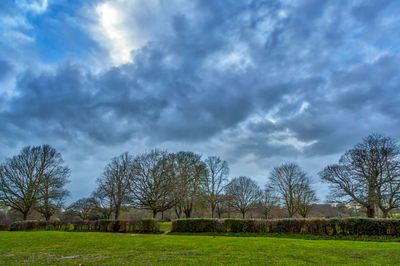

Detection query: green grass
xmin=159 ymin=221 xmax=172 ymax=232
xmin=1 ymin=231 xmax=400 ymax=265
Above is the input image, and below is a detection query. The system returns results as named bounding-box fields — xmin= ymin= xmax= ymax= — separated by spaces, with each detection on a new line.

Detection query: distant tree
xmin=320 ymin=134 xmax=400 ymax=218
xmin=95 ymin=152 xmax=133 ymax=220
xmin=202 ymin=156 xmax=229 ymax=218
xmin=173 ymin=152 xmax=208 ymax=218
xmin=295 ymin=184 xmax=318 ymax=218
xmin=269 ymin=163 xmax=312 ymax=218
xmin=215 ymin=195 xmax=230 ymax=219
xmin=129 ymin=150 xmax=178 ymax=219
xmin=91 ymin=189 xmax=113 ymax=220
xmin=66 ymin=197 xmax=98 ymax=220
xmin=261 ymin=186 xmax=279 ymax=219
xmin=225 ymin=176 xmax=262 ymax=219
xmin=0 ymin=145 xmax=70 ymax=220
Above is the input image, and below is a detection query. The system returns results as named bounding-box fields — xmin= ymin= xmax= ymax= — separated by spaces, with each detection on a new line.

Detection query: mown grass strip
xmin=1 ymin=231 xmax=400 ymax=265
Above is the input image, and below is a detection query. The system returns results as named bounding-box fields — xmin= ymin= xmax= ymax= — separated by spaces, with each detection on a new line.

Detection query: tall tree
xmin=173 ymin=152 xmax=207 ymax=218
xmin=129 ymin=150 xmax=178 ymax=218
xmin=96 ymin=152 xmax=133 ymax=220
xmin=202 ymin=156 xmax=229 ymax=218
xmin=320 ymin=134 xmax=400 ymax=218
xmin=269 ymin=162 xmax=312 ymax=218
xmin=225 ymin=176 xmax=262 ymax=218
xmin=0 ymin=145 xmax=70 ymax=220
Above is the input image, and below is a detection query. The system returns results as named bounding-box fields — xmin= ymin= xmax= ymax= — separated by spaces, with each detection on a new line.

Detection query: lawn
xmin=159 ymin=221 xmax=172 ymax=232
xmin=1 ymin=231 xmax=400 ymax=265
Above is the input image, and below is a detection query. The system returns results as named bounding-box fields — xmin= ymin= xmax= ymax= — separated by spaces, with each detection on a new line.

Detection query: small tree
xmin=66 ymin=197 xmax=98 ymax=220
xmin=225 ymin=176 xmax=262 ymax=219
xmin=91 ymin=189 xmax=113 ymax=219
xmin=295 ymin=184 xmax=318 ymax=218
xmin=96 ymin=152 xmax=133 ymax=220
xmin=261 ymin=187 xmax=279 ymax=219
xmin=202 ymin=156 xmax=229 ymax=218
xmin=269 ymin=162 xmax=312 ymax=218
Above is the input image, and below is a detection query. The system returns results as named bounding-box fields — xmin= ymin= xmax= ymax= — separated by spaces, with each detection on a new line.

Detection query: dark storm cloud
xmin=1 ymin=0 xmax=400 ymax=164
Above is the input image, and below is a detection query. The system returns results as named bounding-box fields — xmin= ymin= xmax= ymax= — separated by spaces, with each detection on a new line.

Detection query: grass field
xmin=1 ymin=231 xmax=400 ymax=265
xmin=160 ymin=221 xmax=172 ymax=232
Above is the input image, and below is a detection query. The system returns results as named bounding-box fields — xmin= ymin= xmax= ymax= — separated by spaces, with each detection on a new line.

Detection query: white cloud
xmin=211 ymin=43 xmax=254 ymax=73
xmin=268 ymin=130 xmax=317 ymax=151
xmin=16 ymin=0 xmax=48 ymax=14
xmin=88 ymin=0 xmax=194 ymax=66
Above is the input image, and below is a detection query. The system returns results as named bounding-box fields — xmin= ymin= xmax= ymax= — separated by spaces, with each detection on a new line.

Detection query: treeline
xmin=1 ymin=133 xmax=400 ymax=221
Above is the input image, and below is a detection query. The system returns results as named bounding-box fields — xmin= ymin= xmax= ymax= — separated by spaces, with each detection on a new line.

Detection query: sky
xmin=0 ymin=0 xmax=400 ymax=204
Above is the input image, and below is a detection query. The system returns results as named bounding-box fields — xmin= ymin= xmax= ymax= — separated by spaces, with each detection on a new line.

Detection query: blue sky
xmin=1 ymin=0 xmax=400 ymax=204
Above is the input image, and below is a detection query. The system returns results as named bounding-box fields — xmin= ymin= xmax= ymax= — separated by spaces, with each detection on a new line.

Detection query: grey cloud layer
xmin=0 ymin=0 xmax=400 ymax=200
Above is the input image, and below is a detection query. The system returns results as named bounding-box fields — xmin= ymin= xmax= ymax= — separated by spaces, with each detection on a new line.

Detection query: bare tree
xmin=261 ymin=186 xmax=279 ymax=219
xmin=66 ymin=197 xmax=98 ymax=220
xmin=295 ymin=185 xmax=318 ymax=218
xmin=36 ymin=173 xmax=70 ymax=221
xmin=215 ymin=195 xmax=230 ymax=218
xmin=225 ymin=176 xmax=262 ymax=218
xmin=0 ymin=145 xmax=70 ymax=220
xmin=320 ymin=134 xmax=400 ymax=218
xmin=173 ymin=152 xmax=207 ymax=218
xmin=91 ymin=189 xmax=113 ymax=220
xmin=202 ymin=156 xmax=229 ymax=218
xmin=129 ymin=150 xmax=178 ymax=219
xmin=269 ymin=162 xmax=311 ymax=218
xmin=95 ymin=152 xmax=133 ymax=220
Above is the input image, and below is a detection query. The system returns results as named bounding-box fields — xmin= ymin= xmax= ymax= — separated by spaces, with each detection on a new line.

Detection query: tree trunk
xmin=23 ymin=211 xmax=28 ymax=220
xmin=45 ymin=214 xmax=51 ymax=221
xmin=153 ymin=209 xmax=157 ymax=219
xmin=175 ymin=207 xmax=181 ymax=218
xmin=184 ymin=203 xmax=192 ymax=218
xmin=242 ymin=211 xmax=245 ymax=219
xmin=184 ymin=207 xmax=191 ymax=218
xmin=114 ymin=205 xmax=120 ymax=220
xmin=211 ymin=204 xmax=215 ymax=218
xmin=366 ymin=206 xmax=375 ymax=218
xmin=382 ymin=210 xmax=389 ymax=218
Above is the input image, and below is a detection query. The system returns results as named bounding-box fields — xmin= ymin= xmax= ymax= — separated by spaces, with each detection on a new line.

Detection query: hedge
xmin=0 ymin=224 xmax=9 ymax=231
xmin=172 ymin=218 xmax=400 ymax=236
xmin=9 ymin=219 xmax=159 ymax=233
xmin=172 ymin=218 xmax=224 ymax=232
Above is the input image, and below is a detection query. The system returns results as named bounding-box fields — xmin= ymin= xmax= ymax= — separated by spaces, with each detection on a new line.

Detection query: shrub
xmin=0 ymin=224 xmax=8 ymax=231
xmin=9 ymin=219 xmax=160 ymax=233
xmin=172 ymin=218 xmax=400 ymax=236
xmin=224 ymin=219 xmax=244 ymax=233
xmin=172 ymin=219 xmax=221 ymax=233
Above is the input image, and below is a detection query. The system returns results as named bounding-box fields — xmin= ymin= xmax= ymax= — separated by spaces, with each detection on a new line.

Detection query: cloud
xmin=16 ymin=0 xmax=48 ymax=14
xmin=1 ymin=0 xmax=400 ymax=202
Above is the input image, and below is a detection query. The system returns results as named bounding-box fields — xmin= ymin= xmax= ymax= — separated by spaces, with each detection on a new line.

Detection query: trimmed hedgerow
xmin=0 ymin=224 xmax=9 ymax=231
xmin=172 ymin=219 xmax=224 ymax=233
xmin=9 ymin=219 xmax=159 ymax=233
xmin=223 ymin=219 xmax=267 ymax=233
xmin=172 ymin=218 xmax=400 ymax=236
